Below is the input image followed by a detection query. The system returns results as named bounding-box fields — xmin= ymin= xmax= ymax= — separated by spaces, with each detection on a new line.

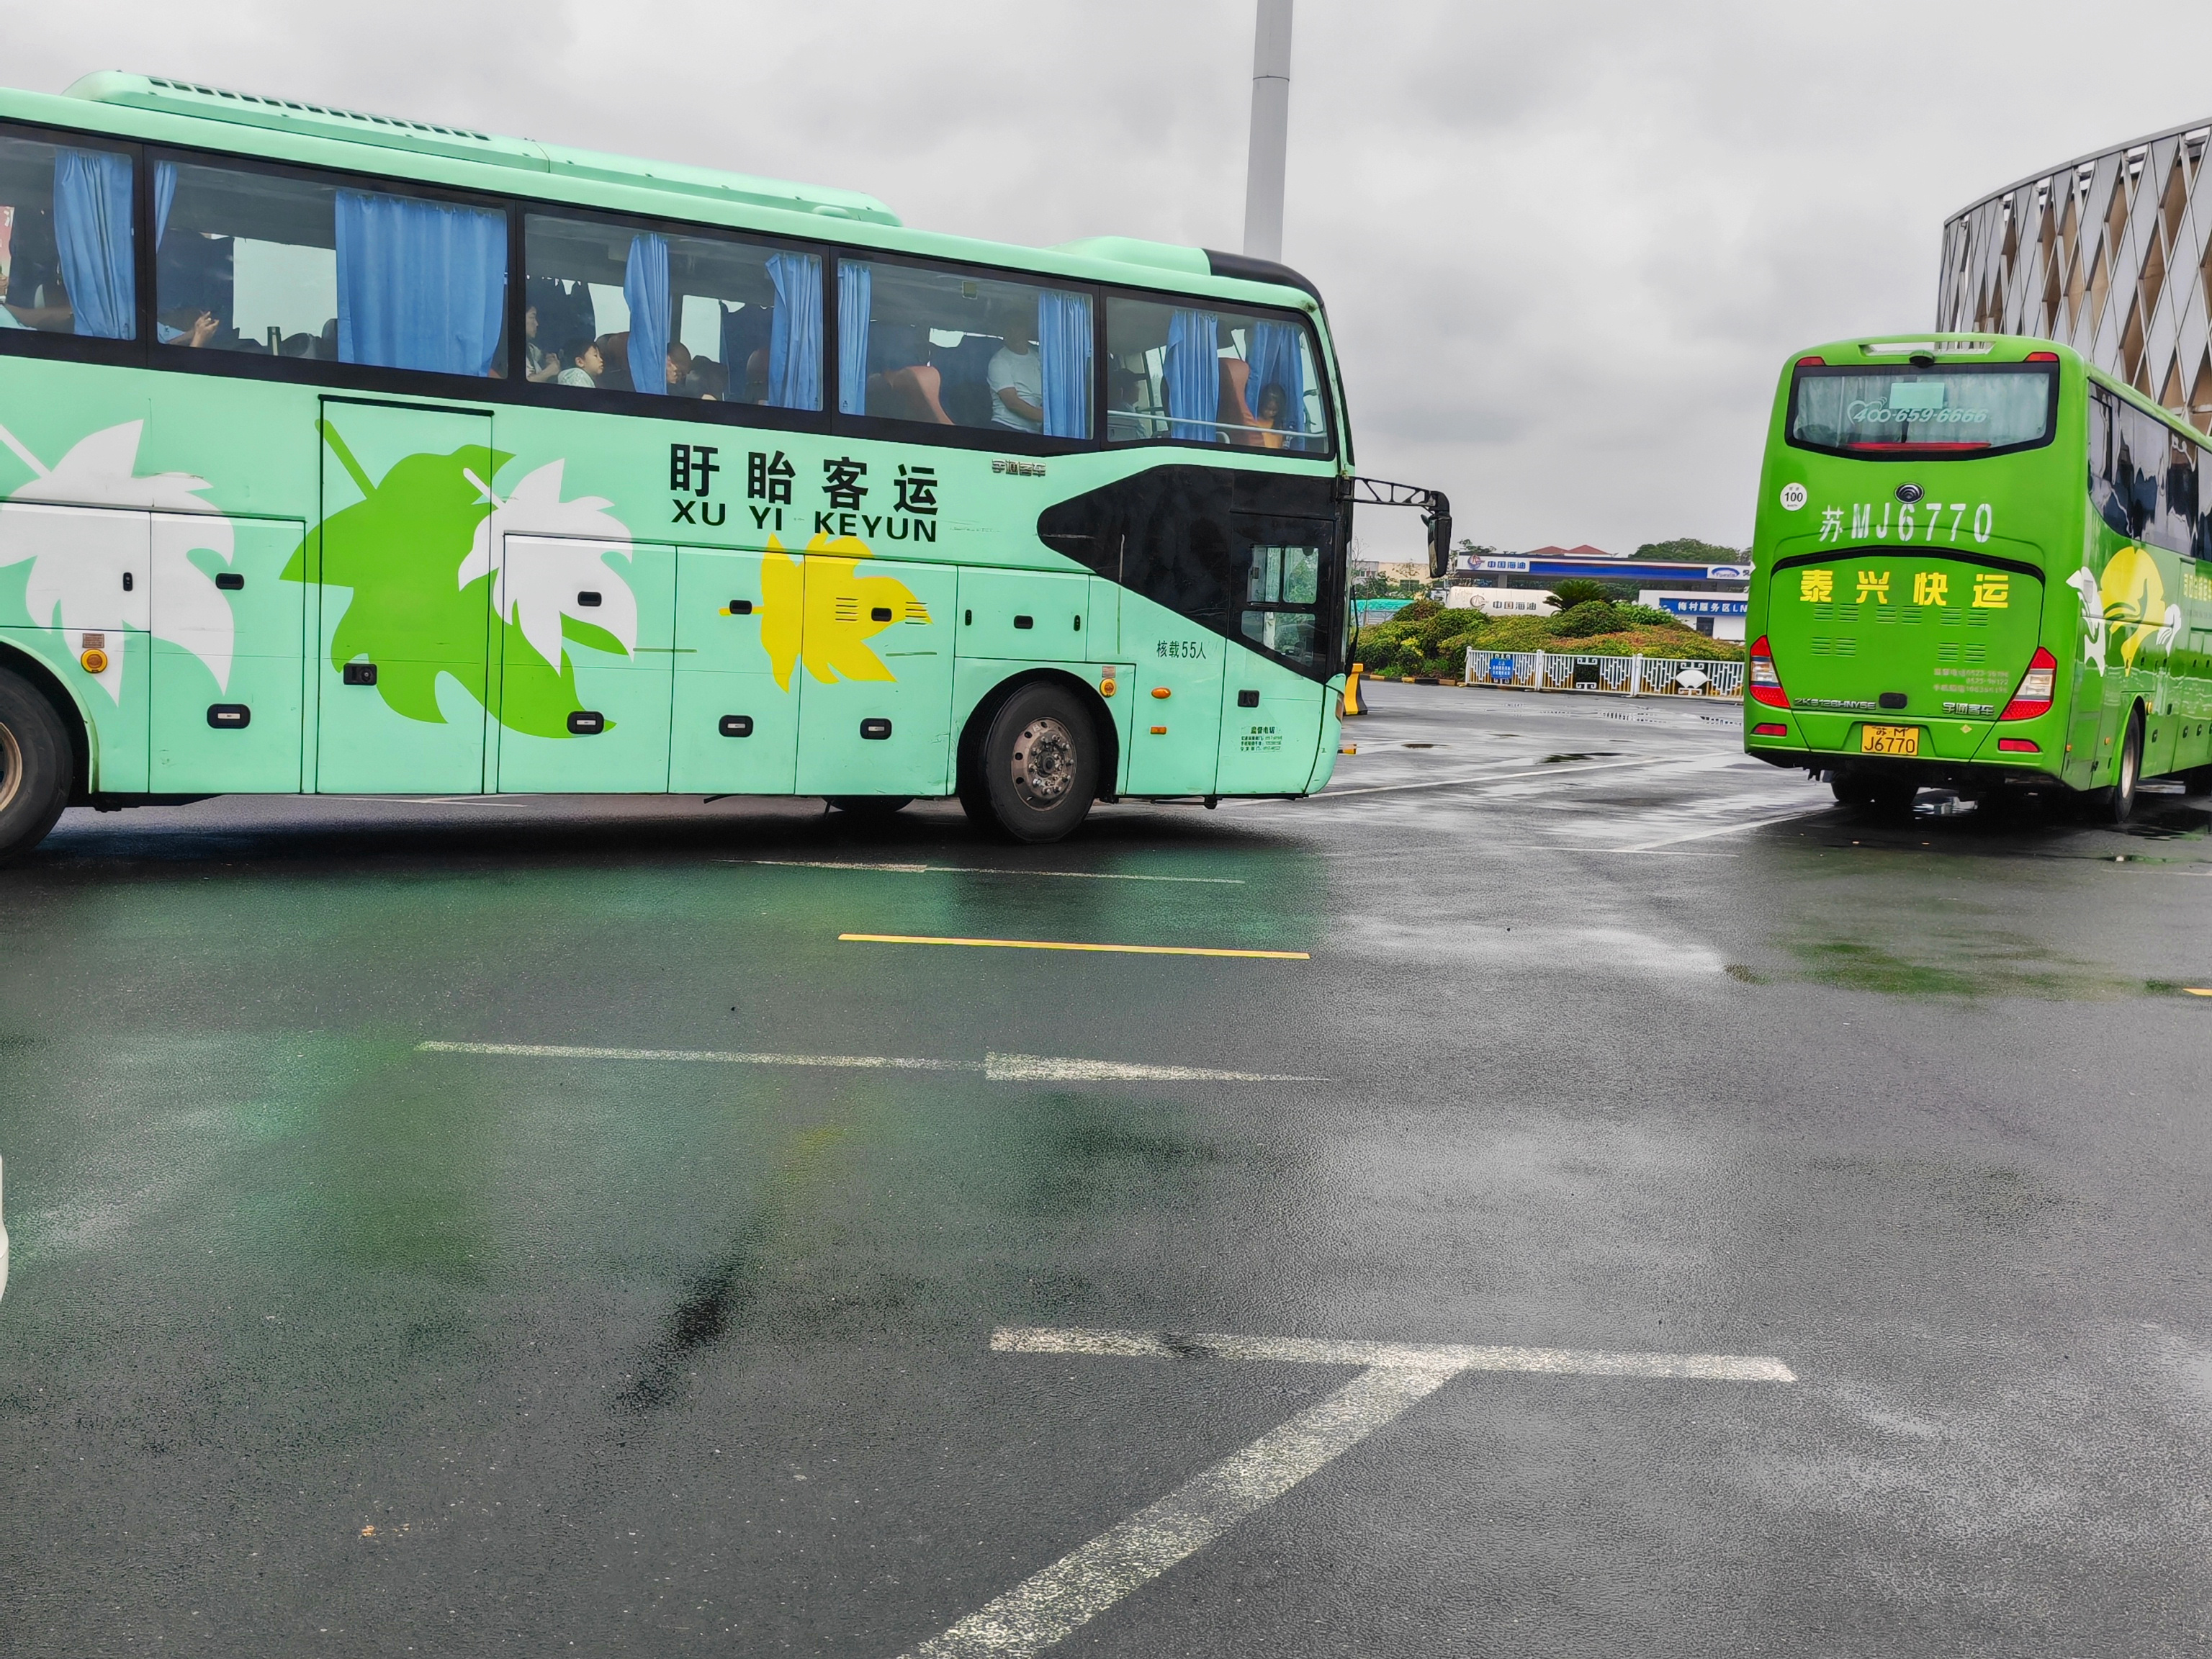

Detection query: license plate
xmin=1860 ymin=724 xmax=1920 ymax=756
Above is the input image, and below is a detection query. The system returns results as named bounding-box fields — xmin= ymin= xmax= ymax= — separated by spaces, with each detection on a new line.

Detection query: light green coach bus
xmin=0 ymin=73 xmax=1448 ymax=860
xmin=1745 ymin=333 xmax=2212 ymax=819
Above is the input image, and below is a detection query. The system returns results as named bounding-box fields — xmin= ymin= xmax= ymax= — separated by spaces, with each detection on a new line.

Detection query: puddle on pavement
xmin=1805 ymin=1154 xmax=2069 ymax=1226
xmin=1783 ymin=930 xmax=2144 ymax=1001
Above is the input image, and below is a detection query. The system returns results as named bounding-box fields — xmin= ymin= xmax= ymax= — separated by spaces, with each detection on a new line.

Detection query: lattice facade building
xmin=1938 ymin=119 xmax=2212 ymax=433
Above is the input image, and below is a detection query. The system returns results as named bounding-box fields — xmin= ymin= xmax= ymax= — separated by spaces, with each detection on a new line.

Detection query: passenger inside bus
xmin=523 ymin=304 xmax=560 ymax=382
xmin=986 ymin=302 xmax=1043 ymax=434
xmin=557 ymin=338 xmax=601 ymax=388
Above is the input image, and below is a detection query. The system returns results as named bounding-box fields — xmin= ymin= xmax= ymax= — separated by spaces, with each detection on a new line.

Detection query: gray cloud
xmin=12 ymin=1 xmax=2212 ymax=562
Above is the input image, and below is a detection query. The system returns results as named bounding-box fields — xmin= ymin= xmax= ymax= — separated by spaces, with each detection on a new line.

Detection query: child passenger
xmin=557 ymin=338 xmax=603 ymax=388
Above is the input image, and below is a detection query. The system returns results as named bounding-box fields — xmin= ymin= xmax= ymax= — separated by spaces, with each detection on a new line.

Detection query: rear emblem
xmin=1895 ymin=482 xmax=1923 ymax=503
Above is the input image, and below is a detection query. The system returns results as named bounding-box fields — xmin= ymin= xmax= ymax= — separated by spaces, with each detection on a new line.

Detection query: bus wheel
xmin=1829 ymin=768 xmax=1876 ymax=805
xmin=1832 ymin=768 xmax=1915 ymax=815
xmin=963 ymin=682 xmax=1098 ymax=844
xmin=2075 ymin=710 xmax=2144 ymax=824
xmin=826 ymin=796 xmax=913 ymax=818
xmin=0 ymin=667 xmax=72 ymax=866
xmin=2104 ymin=709 xmax=2145 ymax=824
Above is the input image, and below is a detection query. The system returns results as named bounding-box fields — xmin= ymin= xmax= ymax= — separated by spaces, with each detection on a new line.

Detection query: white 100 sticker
xmin=1974 ymin=503 xmax=1992 ymax=543
xmin=1780 ymin=482 xmax=1808 ymax=511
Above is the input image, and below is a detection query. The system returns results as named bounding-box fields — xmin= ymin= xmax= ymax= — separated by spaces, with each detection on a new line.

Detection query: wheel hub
xmin=0 ymin=723 xmax=19 ymax=817
xmin=1008 ymin=716 xmax=1076 ymax=808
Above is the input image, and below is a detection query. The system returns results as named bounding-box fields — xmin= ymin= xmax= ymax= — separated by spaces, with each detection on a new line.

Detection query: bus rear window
xmin=1789 ymin=364 xmax=2056 ymax=458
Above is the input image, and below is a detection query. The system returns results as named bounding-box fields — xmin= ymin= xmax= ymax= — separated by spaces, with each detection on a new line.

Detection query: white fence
xmin=1462 ymin=648 xmax=1744 ymax=700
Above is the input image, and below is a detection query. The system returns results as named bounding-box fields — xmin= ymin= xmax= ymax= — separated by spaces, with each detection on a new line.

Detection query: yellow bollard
xmin=1343 ymin=662 xmax=1366 ymax=716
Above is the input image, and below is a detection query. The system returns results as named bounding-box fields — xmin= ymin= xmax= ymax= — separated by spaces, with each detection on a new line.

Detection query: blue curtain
xmin=1164 ymin=309 xmax=1220 ymax=441
xmin=153 ymin=161 xmax=177 ymax=248
xmin=1248 ymin=320 xmax=1309 ymax=447
xmin=767 ymin=251 xmax=822 ymax=410
xmin=336 ymin=191 xmax=505 ymax=376
xmin=53 ymin=148 xmax=135 ymax=340
xmin=837 ymin=261 xmax=872 ymax=415
xmin=1037 ymin=290 xmax=1092 ymax=440
xmin=623 ymin=232 xmax=670 ymax=396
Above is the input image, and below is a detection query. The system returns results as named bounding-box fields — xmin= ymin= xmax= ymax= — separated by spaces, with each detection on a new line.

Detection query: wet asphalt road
xmin=4 ymin=684 xmax=2211 ymax=1657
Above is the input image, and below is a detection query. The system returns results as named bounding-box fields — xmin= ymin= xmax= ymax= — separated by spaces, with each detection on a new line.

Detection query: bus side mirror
xmin=1426 ymin=497 xmax=1453 ymax=580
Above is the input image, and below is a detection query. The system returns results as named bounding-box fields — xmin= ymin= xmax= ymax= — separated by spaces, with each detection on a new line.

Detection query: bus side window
xmin=154 ymin=156 xmax=505 ymax=377
xmin=2199 ymin=439 xmax=2212 ymax=563
xmin=1104 ymin=296 xmax=1326 ymax=455
xmin=2164 ymin=429 xmax=2199 ymax=556
xmin=523 ymin=212 xmax=821 ymax=408
xmin=0 ymin=130 xmax=137 ymax=341
xmin=834 ymin=259 xmax=1091 ymax=441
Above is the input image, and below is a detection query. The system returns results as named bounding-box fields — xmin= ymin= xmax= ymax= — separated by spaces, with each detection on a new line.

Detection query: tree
xmin=1547 ymin=577 xmax=1616 ymax=611
xmin=1634 ymin=536 xmax=1749 ymax=564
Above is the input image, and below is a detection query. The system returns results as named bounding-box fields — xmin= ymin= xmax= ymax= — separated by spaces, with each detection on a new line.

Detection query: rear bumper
xmin=1745 ymin=706 xmax=2066 ymax=786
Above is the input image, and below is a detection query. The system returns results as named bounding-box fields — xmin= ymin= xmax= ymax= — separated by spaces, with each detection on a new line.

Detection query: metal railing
xmin=1463 ymin=648 xmax=1743 ymax=699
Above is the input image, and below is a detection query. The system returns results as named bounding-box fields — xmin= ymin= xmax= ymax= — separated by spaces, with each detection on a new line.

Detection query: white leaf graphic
xmin=461 ymin=460 xmax=635 ymax=672
xmin=0 ymin=420 xmax=236 ymax=697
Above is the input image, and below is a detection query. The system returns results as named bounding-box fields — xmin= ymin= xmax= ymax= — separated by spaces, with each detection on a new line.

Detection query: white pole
xmin=1243 ymin=0 xmax=1293 ymax=262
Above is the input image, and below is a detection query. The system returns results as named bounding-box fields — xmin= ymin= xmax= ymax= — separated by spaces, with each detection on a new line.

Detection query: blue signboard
xmin=1488 ymin=654 xmax=1516 ymax=683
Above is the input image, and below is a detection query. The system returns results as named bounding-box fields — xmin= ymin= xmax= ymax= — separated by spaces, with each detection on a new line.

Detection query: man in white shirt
xmin=986 ymin=303 xmax=1044 ymax=434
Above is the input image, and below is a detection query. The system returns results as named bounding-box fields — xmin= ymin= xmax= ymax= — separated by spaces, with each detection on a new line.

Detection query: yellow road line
xmin=838 ymin=932 xmax=1309 ymax=960
xmin=2187 ymin=987 xmax=2212 ymax=997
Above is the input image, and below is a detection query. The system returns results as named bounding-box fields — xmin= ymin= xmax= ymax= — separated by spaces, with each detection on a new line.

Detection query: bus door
xmin=150 ymin=516 xmax=307 ymax=793
xmin=1120 ymin=623 xmax=1226 ymax=793
xmin=793 ymin=554 xmax=957 ymax=798
xmin=670 ymin=547 xmax=800 ymax=793
xmin=493 ymin=538 xmax=675 ymax=793
xmin=313 ymin=401 xmax=493 ymax=793
xmin=1218 ymin=516 xmax=1333 ymax=795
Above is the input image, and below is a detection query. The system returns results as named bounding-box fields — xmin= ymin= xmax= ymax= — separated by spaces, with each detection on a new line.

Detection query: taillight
xmin=2025 ymin=350 xmax=2059 ymax=362
xmin=1997 ymin=737 xmax=2041 ymax=752
xmin=1748 ymin=636 xmax=1789 ymax=708
xmin=2000 ymin=647 xmax=2056 ymax=720
xmin=1752 ymin=722 xmax=1789 ymax=736
xmin=1797 ymin=355 xmax=1825 ymax=367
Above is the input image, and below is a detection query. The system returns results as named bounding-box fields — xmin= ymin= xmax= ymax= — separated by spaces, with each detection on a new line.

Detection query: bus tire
xmin=1833 ymin=767 xmax=1914 ymax=815
xmin=826 ymin=796 xmax=912 ymax=818
xmin=2098 ymin=708 xmax=2145 ymax=825
xmin=0 ymin=666 xmax=72 ymax=866
xmin=963 ymin=681 xmax=1098 ymax=844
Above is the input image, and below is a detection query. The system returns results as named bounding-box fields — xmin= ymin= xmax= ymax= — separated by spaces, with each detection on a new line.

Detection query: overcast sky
xmin=17 ymin=2 xmax=2212 ymax=562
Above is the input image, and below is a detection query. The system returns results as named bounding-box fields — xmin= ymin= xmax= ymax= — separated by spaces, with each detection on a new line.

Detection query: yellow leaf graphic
xmin=2100 ymin=544 xmax=2165 ymax=670
xmin=756 ymin=533 xmax=929 ymax=690
xmin=760 ymin=537 xmax=805 ymax=690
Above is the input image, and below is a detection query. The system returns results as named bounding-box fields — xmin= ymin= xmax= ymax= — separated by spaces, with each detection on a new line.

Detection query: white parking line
xmin=418 ymin=1040 xmax=970 ymax=1071
xmin=992 ymin=1326 xmax=1796 ymax=1381
xmin=903 ymin=1366 xmax=1450 ymax=1659
xmin=983 ymin=1055 xmax=1319 ymax=1083
xmin=895 ymin=1326 xmax=1794 ymax=1657
xmin=1618 ymin=808 xmax=1835 ymax=852
xmin=724 ymin=860 xmax=1244 ymax=885
xmin=1295 ymin=755 xmax=1681 ymax=801
xmin=415 ymin=1041 xmax=1316 ymax=1083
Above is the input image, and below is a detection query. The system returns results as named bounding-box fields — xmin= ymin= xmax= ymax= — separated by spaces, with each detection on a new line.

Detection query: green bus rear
xmin=1745 ymin=334 xmax=2212 ymax=816
xmin=0 ymin=75 xmax=1376 ymax=860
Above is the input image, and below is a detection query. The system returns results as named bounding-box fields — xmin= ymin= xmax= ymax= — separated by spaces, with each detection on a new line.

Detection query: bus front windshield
xmin=1789 ymin=364 xmax=2057 ymax=458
